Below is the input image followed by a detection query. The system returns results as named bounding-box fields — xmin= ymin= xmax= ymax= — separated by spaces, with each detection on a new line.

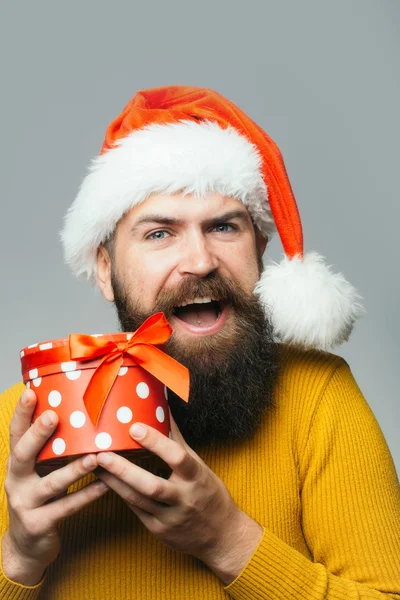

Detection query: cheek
xmin=118 ymin=251 xmax=178 ymax=309
xmin=222 ymin=243 xmax=261 ymax=291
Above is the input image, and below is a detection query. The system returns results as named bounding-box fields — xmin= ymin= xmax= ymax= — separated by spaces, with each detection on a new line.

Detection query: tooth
xmin=192 ymin=297 xmax=212 ymax=304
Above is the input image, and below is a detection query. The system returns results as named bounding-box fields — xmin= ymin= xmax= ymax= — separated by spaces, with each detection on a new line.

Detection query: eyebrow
xmin=129 ymin=209 xmax=251 ymax=233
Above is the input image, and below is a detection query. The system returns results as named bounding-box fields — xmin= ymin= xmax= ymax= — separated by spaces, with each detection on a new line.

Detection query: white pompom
xmin=254 ymin=252 xmax=366 ymax=349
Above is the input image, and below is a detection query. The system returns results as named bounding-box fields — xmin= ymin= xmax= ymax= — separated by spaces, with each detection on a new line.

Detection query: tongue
xmin=175 ymin=303 xmax=218 ymax=327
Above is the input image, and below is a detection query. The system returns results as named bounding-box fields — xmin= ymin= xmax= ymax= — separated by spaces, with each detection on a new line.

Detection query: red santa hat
xmin=61 ymin=85 xmax=365 ymax=349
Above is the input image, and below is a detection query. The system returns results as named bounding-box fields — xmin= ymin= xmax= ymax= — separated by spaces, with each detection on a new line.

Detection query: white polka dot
xmin=156 ymin=406 xmax=165 ymax=423
xmin=66 ymin=370 xmax=82 ymax=381
xmin=118 ymin=366 xmax=128 ymax=376
xmin=28 ymin=343 xmax=38 ymax=349
xmin=33 ymin=377 xmax=42 ymax=388
xmin=48 ymin=390 xmax=62 ymax=407
xmin=61 ymin=361 xmax=77 ymax=372
xmin=20 ymin=350 xmax=24 ymax=358
xmin=136 ymin=382 xmax=150 ymax=399
xmin=91 ymin=333 xmax=103 ymax=337
xmin=116 ymin=406 xmax=133 ymax=423
xmin=29 ymin=368 xmax=38 ymax=379
xmin=126 ymin=333 xmax=133 ymax=340
xmin=26 ymin=381 xmax=30 ymax=389
xmin=52 ymin=438 xmax=66 ymax=455
xmin=39 ymin=342 xmax=53 ymax=351
xmin=164 ymin=385 xmax=168 ymax=400
xmin=70 ymin=411 xmax=86 ymax=428
xmin=95 ymin=432 xmax=112 ymax=450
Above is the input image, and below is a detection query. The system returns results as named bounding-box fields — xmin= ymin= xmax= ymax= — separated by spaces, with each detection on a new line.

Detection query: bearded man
xmin=1 ymin=86 xmax=399 ymax=600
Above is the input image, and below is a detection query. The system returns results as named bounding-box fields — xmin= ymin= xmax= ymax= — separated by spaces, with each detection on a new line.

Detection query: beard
xmin=111 ymin=269 xmax=279 ymax=450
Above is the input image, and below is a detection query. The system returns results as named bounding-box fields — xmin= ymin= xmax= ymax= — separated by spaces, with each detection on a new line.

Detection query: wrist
xmin=201 ymin=510 xmax=264 ymax=585
xmin=1 ymin=531 xmax=46 ymax=586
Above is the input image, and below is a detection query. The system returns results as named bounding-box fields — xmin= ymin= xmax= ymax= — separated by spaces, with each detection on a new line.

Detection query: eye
xmin=147 ymin=230 xmax=170 ymax=241
xmin=212 ymin=223 xmax=237 ymax=233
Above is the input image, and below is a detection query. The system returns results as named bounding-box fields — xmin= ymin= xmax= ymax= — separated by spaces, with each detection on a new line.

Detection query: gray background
xmin=1 ymin=1 xmax=399 ymax=471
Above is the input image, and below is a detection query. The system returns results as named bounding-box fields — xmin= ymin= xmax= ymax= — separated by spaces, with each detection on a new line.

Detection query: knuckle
xmin=176 ymin=449 xmax=189 ymax=467
xmin=22 ymin=514 xmax=44 ymax=538
xmin=59 ymin=495 xmax=76 ymax=519
xmin=175 ymin=449 xmax=196 ymax=474
xmin=30 ymin=421 xmax=47 ymax=441
xmin=10 ymin=446 xmax=26 ymax=469
xmin=114 ymin=462 xmax=127 ymax=480
xmin=152 ymin=520 xmax=168 ymax=536
xmin=41 ymin=476 xmax=59 ymax=498
xmin=147 ymin=479 xmax=164 ymax=499
xmin=126 ymin=491 xmax=141 ymax=507
xmin=6 ymin=455 xmax=12 ymax=473
xmin=71 ymin=460 xmax=86 ymax=481
xmin=4 ymin=476 xmax=13 ymax=497
xmin=8 ymin=492 xmax=26 ymax=515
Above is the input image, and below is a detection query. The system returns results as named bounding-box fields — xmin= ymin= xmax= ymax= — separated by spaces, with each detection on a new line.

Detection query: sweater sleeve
xmin=0 ymin=383 xmax=46 ymax=599
xmin=225 ymin=363 xmax=400 ymax=599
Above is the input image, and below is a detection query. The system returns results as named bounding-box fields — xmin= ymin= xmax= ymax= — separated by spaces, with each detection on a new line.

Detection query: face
xmin=97 ymin=192 xmax=279 ymax=448
xmin=99 ymin=192 xmax=265 ymax=342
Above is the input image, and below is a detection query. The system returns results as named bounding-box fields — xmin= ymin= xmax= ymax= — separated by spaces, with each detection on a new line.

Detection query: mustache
xmin=152 ymin=272 xmax=256 ymax=317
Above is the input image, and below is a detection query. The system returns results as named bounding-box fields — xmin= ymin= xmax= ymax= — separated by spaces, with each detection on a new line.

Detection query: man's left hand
xmin=96 ymin=411 xmax=263 ymax=584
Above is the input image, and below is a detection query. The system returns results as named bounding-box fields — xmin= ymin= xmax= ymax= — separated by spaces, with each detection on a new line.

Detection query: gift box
xmin=20 ymin=313 xmax=189 ymax=465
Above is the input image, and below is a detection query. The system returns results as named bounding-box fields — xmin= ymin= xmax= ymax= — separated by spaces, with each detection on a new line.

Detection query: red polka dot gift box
xmin=20 ymin=313 xmax=189 ymax=465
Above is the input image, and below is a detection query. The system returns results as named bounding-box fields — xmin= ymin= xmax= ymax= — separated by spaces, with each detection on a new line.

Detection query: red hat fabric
xmin=102 ymin=86 xmax=303 ymax=260
xmin=61 ymin=85 xmax=365 ymax=349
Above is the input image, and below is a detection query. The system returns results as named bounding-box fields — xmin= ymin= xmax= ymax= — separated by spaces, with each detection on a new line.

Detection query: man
xmin=1 ymin=86 xmax=399 ymax=599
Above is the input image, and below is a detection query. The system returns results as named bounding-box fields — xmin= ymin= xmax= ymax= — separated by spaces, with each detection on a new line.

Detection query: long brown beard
xmin=111 ymin=270 xmax=279 ymax=449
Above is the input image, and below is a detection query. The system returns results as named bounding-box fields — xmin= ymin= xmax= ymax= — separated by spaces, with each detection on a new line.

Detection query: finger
xmin=10 ymin=410 xmax=59 ymax=478
xmin=127 ymin=503 xmax=160 ymax=531
xmin=168 ymin=409 xmax=187 ymax=446
xmin=96 ymin=470 xmax=167 ymax=515
xmin=97 ymin=452 xmax=177 ymax=505
xmin=9 ymin=389 xmax=38 ymax=453
xmin=129 ymin=422 xmax=200 ymax=480
xmin=35 ymin=454 xmax=99 ymax=507
xmin=39 ymin=479 xmax=110 ymax=526
xmin=168 ymin=409 xmax=200 ymax=461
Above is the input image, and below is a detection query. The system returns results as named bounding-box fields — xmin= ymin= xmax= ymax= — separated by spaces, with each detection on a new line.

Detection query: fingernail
xmin=21 ymin=393 xmax=29 ymax=406
xmin=95 ymin=480 xmax=109 ymax=491
xmin=98 ymin=452 xmax=112 ymax=465
xmin=42 ymin=412 xmax=53 ymax=427
xmin=83 ymin=455 xmax=95 ymax=469
xmin=130 ymin=423 xmax=146 ymax=439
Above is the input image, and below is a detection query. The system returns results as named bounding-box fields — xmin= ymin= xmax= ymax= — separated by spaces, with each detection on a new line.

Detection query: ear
xmin=96 ymin=245 xmax=115 ymax=302
xmin=255 ymin=228 xmax=268 ymax=257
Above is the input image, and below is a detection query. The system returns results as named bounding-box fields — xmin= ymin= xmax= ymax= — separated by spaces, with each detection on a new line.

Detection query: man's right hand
xmin=2 ymin=388 xmax=109 ymax=586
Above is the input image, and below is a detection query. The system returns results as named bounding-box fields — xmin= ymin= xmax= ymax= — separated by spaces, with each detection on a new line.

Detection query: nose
xmin=178 ymin=233 xmax=219 ymax=278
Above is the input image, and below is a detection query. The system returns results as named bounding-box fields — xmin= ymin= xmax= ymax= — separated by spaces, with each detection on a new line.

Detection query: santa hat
xmin=61 ymin=85 xmax=365 ymax=350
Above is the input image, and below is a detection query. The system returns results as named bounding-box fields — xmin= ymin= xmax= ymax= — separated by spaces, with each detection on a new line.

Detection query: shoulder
xmin=275 ymin=343 xmax=348 ymax=399
xmin=271 ymin=344 xmax=354 ymax=454
xmin=0 ymin=382 xmax=26 ymax=440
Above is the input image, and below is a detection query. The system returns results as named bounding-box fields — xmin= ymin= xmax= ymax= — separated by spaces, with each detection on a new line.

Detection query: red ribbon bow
xmin=69 ymin=312 xmax=189 ymax=426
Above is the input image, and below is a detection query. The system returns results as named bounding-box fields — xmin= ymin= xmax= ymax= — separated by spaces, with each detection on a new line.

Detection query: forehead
xmin=119 ymin=192 xmax=252 ymax=229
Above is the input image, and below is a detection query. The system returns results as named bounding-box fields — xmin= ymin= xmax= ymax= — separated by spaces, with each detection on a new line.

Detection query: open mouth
xmin=172 ymin=297 xmax=228 ymax=335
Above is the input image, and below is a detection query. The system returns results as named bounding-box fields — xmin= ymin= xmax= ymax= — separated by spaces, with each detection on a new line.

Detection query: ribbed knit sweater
xmin=1 ymin=345 xmax=399 ymax=599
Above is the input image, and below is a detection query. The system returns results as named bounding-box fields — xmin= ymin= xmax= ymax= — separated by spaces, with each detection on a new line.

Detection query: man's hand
xmin=2 ymin=389 xmax=109 ymax=586
xmin=96 ymin=410 xmax=263 ymax=585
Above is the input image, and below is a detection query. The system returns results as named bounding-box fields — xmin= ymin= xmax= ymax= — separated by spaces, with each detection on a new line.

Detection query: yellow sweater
xmin=1 ymin=346 xmax=399 ymax=599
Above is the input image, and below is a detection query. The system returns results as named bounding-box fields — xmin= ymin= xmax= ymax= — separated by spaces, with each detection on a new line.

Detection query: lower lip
xmin=171 ymin=304 xmax=229 ymax=336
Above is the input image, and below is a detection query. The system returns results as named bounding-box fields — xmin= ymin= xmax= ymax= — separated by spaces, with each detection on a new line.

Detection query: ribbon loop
xmin=69 ymin=312 xmax=189 ymax=426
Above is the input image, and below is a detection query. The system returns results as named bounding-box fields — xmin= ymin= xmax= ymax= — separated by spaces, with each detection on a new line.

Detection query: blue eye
xmin=148 ymin=230 xmax=169 ymax=240
xmin=213 ymin=223 xmax=236 ymax=233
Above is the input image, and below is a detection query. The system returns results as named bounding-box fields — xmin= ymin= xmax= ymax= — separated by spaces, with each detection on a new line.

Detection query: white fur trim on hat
xmin=60 ymin=120 xmax=275 ymax=283
xmin=254 ymin=252 xmax=366 ymax=349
